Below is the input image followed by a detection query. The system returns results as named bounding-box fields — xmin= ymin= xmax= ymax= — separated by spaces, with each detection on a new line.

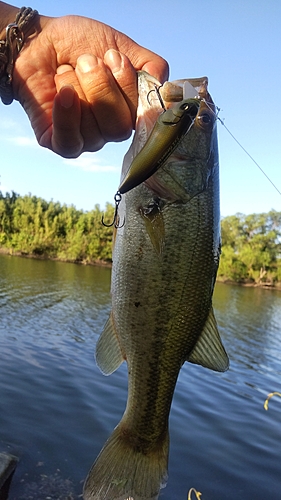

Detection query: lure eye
xmin=180 ymin=102 xmax=189 ymax=111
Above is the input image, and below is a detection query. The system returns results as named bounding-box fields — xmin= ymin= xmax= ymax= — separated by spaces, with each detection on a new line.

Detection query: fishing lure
xmin=118 ymin=97 xmax=201 ymax=195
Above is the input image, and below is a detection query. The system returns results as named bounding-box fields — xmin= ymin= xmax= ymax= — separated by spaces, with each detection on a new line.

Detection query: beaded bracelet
xmin=0 ymin=6 xmax=38 ymax=105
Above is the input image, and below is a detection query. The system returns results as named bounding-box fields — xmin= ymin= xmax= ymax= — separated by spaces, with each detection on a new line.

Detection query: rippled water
xmin=1 ymin=253 xmax=281 ymax=499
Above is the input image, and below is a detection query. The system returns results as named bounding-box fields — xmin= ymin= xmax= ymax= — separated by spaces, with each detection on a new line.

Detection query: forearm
xmin=0 ymin=2 xmax=49 ymax=39
xmin=0 ymin=2 xmax=19 ymax=37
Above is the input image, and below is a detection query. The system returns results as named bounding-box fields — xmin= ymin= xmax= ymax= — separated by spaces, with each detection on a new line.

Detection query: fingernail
xmin=76 ymin=54 xmax=98 ymax=73
xmin=59 ymin=85 xmax=75 ymax=109
xmin=105 ymin=49 xmax=122 ymax=72
xmin=56 ymin=64 xmax=74 ymax=75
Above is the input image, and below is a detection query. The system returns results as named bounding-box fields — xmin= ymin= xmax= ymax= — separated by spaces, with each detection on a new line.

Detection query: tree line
xmin=0 ymin=191 xmax=281 ymax=286
xmin=0 ymin=191 xmax=114 ymax=264
xmin=218 ymin=210 xmax=281 ymax=286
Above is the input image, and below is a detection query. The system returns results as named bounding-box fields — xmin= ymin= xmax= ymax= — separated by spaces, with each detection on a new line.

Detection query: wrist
xmin=0 ymin=4 xmax=42 ymax=104
xmin=0 ymin=3 xmax=49 ymax=40
xmin=0 ymin=2 xmax=20 ymax=38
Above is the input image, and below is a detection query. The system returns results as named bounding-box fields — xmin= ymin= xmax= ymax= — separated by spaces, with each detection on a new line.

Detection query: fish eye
xmin=198 ymin=112 xmax=212 ymax=124
xmin=197 ymin=111 xmax=214 ymax=129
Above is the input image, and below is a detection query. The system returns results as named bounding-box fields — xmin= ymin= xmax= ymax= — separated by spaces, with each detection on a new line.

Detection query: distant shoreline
xmin=1 ymin=247 xmax=280 ymax=290
xmin=0 ymin=247 xmax=112 ymax=268
xmin=216 ymin=277 xmax=281 ymax=291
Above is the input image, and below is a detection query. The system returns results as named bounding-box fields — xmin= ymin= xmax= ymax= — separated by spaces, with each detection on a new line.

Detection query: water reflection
xmin=1 ymin=255 xmax=281 ymax=500
xmin=0 ymin=255 xmax=111 ymax=347
xmin=214 ymin=282 xmax=281 ymax=375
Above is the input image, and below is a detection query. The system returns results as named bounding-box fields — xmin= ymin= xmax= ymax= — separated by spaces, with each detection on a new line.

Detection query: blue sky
xmin=1 ymin=0 xmax=280 ymax=216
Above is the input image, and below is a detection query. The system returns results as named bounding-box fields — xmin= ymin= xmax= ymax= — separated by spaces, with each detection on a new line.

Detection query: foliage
xmin=1 ymin=191 xmax=281 ymax=285
xmin=218 ymin=211 xmax=281 ymax=285
xmin=0 ymin=191 xmax=114 ymax=264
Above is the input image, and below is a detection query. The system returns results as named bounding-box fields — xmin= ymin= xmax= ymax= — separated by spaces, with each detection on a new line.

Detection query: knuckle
xmin=103 ymin=120 xmax=132 ymax=143
xmin=53 ymin=137 xmax=84 ymax=158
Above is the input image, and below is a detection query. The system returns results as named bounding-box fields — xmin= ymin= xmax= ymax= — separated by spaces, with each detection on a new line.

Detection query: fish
xmin=83 ymin=71 xmax=229 ymax=500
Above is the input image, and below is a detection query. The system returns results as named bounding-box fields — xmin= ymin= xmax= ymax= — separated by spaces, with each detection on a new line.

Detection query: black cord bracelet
xmin=0 ymin=7 xmax=38 ymax=105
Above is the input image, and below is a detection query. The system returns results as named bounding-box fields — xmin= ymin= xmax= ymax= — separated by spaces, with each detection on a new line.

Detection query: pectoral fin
xmin=140 ymin=203 xmax=165 ymax=255
xmin=187 ymin=306 xmax=229 ymax=372
xmin=95 ymin=312 xmax=124 ymax=375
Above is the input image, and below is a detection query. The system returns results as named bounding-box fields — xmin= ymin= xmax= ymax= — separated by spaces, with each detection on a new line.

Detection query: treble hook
xmin=147 ymin=84 xmax=166 ymax=111
xmin=101 ymin=191 xmax=125 ymax=228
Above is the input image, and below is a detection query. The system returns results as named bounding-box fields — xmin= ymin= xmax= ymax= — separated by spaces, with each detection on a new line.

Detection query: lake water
xmin=0 ymin=253 xmax=281 ymax=500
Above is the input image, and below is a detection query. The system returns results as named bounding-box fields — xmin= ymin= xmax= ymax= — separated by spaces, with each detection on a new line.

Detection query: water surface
xmin=0 ymin=254 xmax=281 ymax=499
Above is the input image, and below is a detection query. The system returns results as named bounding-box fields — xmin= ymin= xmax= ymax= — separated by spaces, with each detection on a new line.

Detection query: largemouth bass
xmin=83 ymin=72 xmax=229 ymax=500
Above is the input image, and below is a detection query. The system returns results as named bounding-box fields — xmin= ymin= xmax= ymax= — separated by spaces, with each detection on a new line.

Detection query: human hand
xmin=13 ymin=14 xmax=169 ymax=157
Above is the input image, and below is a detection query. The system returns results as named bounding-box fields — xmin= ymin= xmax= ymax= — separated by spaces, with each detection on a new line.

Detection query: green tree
xmin=1 ymin=191 xmax=280 ymax=285
xmin=0 ymin=191 xmax=115 ymax=263
xmin=218 ymin=211 xmax=281 ymax=284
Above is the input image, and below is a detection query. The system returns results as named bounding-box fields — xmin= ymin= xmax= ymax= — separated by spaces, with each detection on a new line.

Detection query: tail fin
xmin=83 ymin=422 xmax=169 ymax=500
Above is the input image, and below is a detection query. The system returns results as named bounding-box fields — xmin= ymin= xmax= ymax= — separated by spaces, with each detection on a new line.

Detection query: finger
xmin=75 ymin=53 xmax=134 ymax=142
xmin=104 ymin=49 xmax=138 ymax=125
xmin=142 ymin=59 xmax=169 ymax=83
xmin=52 ymin=85 xmax=84 ymax=158
xmin=55 ymin=65 xmax=105 ymax=152
xmin=113 ymin=38 xmax=169 ymax=83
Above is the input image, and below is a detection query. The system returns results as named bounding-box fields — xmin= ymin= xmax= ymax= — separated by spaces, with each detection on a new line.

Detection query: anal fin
xmin=187 ymin=306 xmax=229 ymax=372
xmin=95 ymin=312 xmax=124 ymax=375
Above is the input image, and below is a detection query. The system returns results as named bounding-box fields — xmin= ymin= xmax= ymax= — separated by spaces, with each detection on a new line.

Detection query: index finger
xmin=114 ymin=38 xmax=169 ymax=83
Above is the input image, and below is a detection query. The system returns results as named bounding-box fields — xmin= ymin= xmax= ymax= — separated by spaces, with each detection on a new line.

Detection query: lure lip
xmin=118 ymin=98 xmax=201 ymax=195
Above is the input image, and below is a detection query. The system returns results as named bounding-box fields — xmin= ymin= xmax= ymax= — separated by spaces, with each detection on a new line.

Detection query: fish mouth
xmin=160 ymin=77 xmax=216 ymax=117
xmin=160 ymin=76 xmax=209 ymax=102
xmin=118 ymin=73 xmax=217 ymax=198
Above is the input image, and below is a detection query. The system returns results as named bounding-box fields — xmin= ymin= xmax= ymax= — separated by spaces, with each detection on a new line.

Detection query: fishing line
xmin=202 ymin=99 xmax=281 ymax=197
